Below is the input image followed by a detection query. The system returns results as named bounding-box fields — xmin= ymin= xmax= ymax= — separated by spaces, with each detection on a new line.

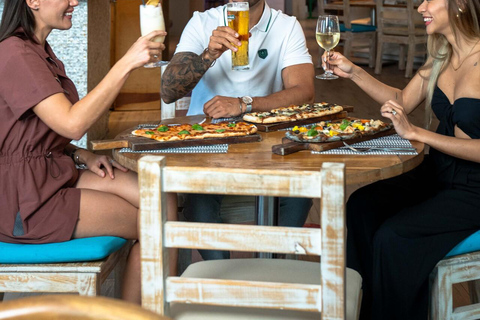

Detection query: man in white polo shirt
xmin=161 ymin=0 xmax=314 ymax=260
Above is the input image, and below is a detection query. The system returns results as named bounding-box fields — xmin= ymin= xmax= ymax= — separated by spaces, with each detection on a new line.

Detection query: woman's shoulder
xmin=0 ymin=36 xmax=29 ymax=58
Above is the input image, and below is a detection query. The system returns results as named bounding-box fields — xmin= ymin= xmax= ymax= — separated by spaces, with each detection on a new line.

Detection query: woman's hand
xmin=121 ymin=30 xmax=167 ymax=70
xmin=380 ymin=100 xmax=419 ymax=140
xmin=77 ymin=150 xmax=128 ymax=179
xmin=321 ymin=51 xmax=357 ymax=79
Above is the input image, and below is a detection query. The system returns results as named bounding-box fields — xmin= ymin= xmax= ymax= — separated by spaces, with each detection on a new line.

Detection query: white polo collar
xmin=223 ymin=2 xmax=273 ymax=32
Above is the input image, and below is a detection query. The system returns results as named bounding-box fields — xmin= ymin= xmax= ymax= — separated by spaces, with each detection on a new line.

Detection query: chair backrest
xmin=160 ymin=64 xmax=190 ymax=120
xmin=376 ymin=0 xmax=424 ymax=36
xmin=317 ymin=0 xmax=353 ymax=29
xmin=138 ymin=156 xmax=346 ymax=319
xmin=0 ymin=295 xmax=170 ymax=320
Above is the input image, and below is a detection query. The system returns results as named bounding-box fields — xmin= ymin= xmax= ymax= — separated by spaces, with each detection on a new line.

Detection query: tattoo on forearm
xmin=160 ymin=52 xmax=211 ymax=103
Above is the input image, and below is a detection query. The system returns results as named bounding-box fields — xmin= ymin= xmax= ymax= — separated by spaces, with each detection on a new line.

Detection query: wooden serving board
xmin=271 ymin=128 xmax=396 ymax=156
xmin=246 ymin=105 xmax=354 ymax=132
xmin=91 ymin=133 xmax=262 ymax=151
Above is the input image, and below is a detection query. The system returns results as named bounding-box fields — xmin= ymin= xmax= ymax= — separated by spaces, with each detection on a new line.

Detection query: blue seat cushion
xmin=446 ymin=230 xmax=480 ymax=258
xmin=340 ymin=23 xmax=377 ymax=33
xmin=0 ymin=236 xmax=127 ymax=264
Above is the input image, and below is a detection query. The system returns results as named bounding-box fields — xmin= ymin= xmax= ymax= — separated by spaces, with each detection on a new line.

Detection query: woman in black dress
xmin=322 ymin=0 xmax=480 ymax=318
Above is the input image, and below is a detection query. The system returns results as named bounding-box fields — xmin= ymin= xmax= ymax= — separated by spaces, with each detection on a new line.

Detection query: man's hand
xmin=204 ymin=96 xmax=242 ymax=118
xmin=205 ymin=26 xmax=242 ymax=60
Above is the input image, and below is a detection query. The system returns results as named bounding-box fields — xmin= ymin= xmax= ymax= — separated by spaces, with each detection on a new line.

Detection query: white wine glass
xmin=316 ymin=15 xmax=340 ymax=80
xmin=140 ymin=3 xmax=168 ymax=68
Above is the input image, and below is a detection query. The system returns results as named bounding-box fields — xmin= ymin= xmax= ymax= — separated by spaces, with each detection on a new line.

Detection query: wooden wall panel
xmin=114 ymin=0 xmax=161 ymax=111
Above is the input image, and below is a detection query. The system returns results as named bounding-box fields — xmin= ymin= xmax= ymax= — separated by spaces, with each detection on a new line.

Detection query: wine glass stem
xmin=325 ymin=50 xmax=332 ymax=75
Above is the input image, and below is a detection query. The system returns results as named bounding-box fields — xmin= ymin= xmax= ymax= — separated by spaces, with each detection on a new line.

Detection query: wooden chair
xmin=430 ymin=231 xmax=480 ymax=319
xmin=0 ymin=295 xmax=170 ymax=320
xmin=317 ymin=0 xmax=377 ymax=68
xmin=374 ymin=0 xmax=427 ymax=78
xmin=138 ymin=156 xmax=363 ymax=319
xmin=0 ymin=237 xmax=132 ymax=300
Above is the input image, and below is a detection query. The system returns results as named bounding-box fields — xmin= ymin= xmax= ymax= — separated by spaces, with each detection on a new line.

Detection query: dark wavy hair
xmin=0 ymin=0 xmax=37 ymax=43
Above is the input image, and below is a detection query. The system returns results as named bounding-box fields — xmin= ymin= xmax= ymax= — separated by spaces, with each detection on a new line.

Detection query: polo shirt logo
xmin=258 ymin=49 xmax=268 ymax=59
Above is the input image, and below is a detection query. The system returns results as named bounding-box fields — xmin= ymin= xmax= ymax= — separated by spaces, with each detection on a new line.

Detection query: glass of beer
xmin=140 ymin=3 xmax=168 ymax=68
xmin=227 ymin=2 xmax=250 ymax=71
xmin=316 ymin=15 xmax=340 ymax=80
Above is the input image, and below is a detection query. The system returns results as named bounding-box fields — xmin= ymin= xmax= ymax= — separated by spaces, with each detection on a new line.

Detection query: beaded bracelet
xmin=201 ymin=48 xmax=216 ymax=68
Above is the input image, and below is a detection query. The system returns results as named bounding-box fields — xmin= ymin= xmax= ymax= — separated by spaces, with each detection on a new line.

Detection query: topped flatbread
xmin=286 ymin=118 xmax=393 ymax=143
xmin=132 ymin=122 xmax=258 ymax=142
xmin=243 ymin=102 xmax=344 ymax=124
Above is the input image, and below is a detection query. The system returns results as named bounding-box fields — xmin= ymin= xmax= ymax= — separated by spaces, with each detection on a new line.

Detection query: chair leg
xmin=78 ymin=274 xmax=101 ymax=296
xmin=398 ymin=45 xmax=406 ymax=70
xmin=374 ymin=39 xmax=383 ymax=75
xmin=0 ymin=293 xmax=4 ymax=301
xmin=405 ymin=42 xmax=415 ymax=78
xmin=369 ymin=34 xmax=376 ymax=69
xmin=430 ymin=264 xmax=453 ymax=320
xmin=318 ymin=46 xmax=325 ymax=69
xmin=343 ymin=38 xmax=352 ymax=61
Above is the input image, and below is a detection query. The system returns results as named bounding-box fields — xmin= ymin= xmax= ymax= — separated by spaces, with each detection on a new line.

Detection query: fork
xmin=342 ymin=141 xmax=416 ymax=153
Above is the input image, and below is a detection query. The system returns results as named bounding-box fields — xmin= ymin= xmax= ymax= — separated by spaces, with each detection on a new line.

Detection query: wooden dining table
xmin=112 ymin=115 xmax=425 ymax=186
xmin=110 ymin=115 xmax=424 ymax=259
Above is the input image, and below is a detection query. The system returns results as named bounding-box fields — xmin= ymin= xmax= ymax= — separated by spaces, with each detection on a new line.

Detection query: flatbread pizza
xmin=132 ymin=122 xmax=258 ymax=142
xmin=286 ymin=119 xmax=393 ymax=143
xmin=243 ymin=102 xmax=344 ymax=124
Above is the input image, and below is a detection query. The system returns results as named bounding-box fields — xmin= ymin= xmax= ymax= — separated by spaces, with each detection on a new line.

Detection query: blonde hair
xmin=420 ymin=0 xmax=480 ymax=129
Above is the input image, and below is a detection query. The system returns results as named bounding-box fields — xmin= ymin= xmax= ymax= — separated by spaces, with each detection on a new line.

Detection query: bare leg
xmin=74 ymin=169 xmax=178 ymax=303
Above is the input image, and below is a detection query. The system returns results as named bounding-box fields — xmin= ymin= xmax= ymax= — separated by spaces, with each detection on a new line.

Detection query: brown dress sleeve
xmin=0 ymin=37 xmax=64 ymax=120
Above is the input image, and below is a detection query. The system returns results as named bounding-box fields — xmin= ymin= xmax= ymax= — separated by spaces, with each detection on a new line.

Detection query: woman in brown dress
xmin=0 ymin=0 xmax=174 ymax=303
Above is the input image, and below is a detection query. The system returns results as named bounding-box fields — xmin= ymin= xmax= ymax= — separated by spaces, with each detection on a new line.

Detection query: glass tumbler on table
xmin=316 ymin=15 xmax=340 ymax=80
xmin=140 ymin=3 xmax=167 ymax=68
xmin=227 ymin=2 xmax=250 ymax=71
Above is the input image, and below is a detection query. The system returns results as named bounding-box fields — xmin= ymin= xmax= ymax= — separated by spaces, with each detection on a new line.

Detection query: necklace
xmin=452 ymin=38 xmax=480 ymax=71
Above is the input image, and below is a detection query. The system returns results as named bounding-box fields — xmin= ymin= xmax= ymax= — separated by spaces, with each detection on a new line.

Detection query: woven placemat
xmin=118 ymin=144 xmax=229 ymax=154
xmin=312 ymin=134 xmax=418 ymax=155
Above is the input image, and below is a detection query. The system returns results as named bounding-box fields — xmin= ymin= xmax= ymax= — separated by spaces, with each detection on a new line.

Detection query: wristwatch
xmin=241 ymin=96 xmax=253 ymax=113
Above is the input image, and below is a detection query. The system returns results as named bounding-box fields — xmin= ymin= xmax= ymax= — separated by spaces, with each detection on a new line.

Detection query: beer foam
xmin=227 ymin=7 xmax=248 ymax=11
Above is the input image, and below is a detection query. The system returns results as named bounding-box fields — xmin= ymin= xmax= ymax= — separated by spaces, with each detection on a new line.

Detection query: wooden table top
xmin=112 ymin=115 xmax=425 ymax=186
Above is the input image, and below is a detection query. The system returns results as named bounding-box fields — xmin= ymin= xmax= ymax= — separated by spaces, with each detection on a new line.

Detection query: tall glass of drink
xmin=227 ymin=2 xmax=250 ymax=71
xmin=316 ymin=15 xmax=340 ymax=80
xmin=140 ymin=2 xmax=167 ymax=68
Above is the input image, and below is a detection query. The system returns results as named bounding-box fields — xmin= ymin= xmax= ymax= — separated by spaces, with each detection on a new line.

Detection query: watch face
xmin=242 ymin=96 xmax=253 ymax=104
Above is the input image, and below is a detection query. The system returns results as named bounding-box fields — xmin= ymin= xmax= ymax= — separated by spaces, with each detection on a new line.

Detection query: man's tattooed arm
xmin=160 ymin=51 xmax=215 ymax=104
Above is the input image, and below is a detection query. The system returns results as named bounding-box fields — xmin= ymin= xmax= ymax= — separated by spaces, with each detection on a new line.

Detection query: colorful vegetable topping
xmin=178 ymin=130 xmax=190 ymax=135
xmin=157 ymin=125 xmax=169 ymax=132
xmin=145 ymin=131 xmax=155 ymax=135
xmin=339 ymin=119 xmax=350 ymax=131
xmin=227 ymin=123 xmax=236 ymax=127
xmin=307 ymin=127 xmax=318 ymax=137
xmin=216 ymin=129 xmax=226 ymax=133
xmin=192 ymin=124 xmax=204 ymax=131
